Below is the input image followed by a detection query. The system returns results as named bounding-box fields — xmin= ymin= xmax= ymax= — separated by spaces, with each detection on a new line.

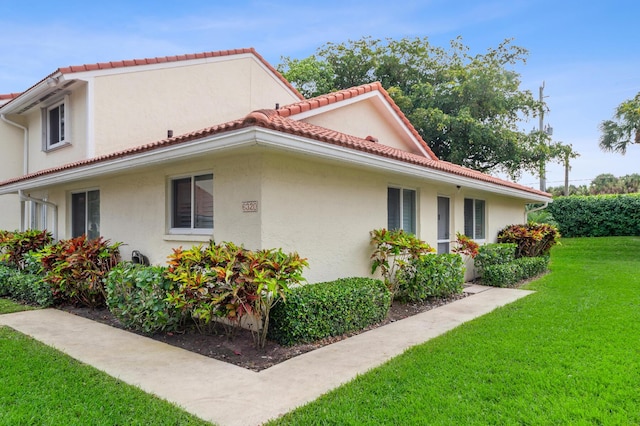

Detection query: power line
xmin=522 ymin=178 xmax=593 ymax=186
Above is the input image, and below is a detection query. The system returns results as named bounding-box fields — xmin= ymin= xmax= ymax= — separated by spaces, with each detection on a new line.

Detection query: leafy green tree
xmin=620 ymin=173 xmax=640 ymax=193
xmin=590 ymin=173 xmax=621 ymax=195
xmin=600 ymin=92 xmax=640 ymax=154
xmin=279 ymin=37 xmax=572 ymax=177
xmin=546 ymin=184 xmax=589 ymax=197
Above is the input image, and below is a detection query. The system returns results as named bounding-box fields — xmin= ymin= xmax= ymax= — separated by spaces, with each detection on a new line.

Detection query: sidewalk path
xmin=0 ymin=285 xmax=533 ymax=426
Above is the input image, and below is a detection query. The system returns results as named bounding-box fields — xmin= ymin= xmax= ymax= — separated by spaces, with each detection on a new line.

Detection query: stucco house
xmin=0 ymin=48 xmax=551 ymax=283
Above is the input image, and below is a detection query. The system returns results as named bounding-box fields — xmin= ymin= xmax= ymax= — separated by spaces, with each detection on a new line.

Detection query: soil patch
xmin=58 ymin=293 xmax=468 ymax=372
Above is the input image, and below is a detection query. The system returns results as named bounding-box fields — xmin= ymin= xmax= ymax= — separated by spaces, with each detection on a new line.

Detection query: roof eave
xmin=0 ymin=126 xmax=551 ymax=203
xmin=0 ymin=71 xmax=65 ymax=114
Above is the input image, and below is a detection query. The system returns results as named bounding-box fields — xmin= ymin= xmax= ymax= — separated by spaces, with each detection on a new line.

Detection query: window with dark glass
xmin=171 ymin=173 xmax=213 ymax=230
xmin=44 ymin=98 xmax=68 ymax=150
xmin=72 ymin=190 xmax=100 ymax=239
xmin=387 ymin=187 xmax=416 ymax=234
xmin=464 ymin=198 xmax=485 ymax=239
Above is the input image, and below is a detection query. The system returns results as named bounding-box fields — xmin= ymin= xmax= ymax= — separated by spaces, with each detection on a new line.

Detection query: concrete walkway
xmin=0 ymin=285 xmax=533 ymax=426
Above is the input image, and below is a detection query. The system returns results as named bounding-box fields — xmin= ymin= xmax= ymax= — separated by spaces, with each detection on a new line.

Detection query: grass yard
xmin=0 ymin=310 xmax=211 ymax=425
xmin=271 ymin=237 xmax=640 ymax=425
xmin=0 ymin=298 xmax=33 ymax=314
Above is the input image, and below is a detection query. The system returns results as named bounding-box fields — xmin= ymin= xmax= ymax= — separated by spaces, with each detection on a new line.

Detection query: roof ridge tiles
xmin=1 ymin=48 xmax=303 ymax=112
xmin=56 ymin=48 xmax=258 ymax=74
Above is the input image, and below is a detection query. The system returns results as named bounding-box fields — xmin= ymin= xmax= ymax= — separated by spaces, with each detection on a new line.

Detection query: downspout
xmin=18 ymin=190 xmax=58 ymax=241
xmin=1 ymin=114 xmax=29 ymax=231
xmin=525 ymin=201 xmax=549 ymax=223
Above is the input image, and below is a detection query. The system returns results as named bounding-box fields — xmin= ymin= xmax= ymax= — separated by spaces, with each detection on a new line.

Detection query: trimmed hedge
xmin=481 ymin=256 xmax=549 ymax=287
xmin=0 ymin=263 xmax=54 ymax=307
xmin=396 ymin=254 xmax=465 ymax=301
xmin=105 ymin=263 xmax=184 ymax=334
xmin=0 ymin=264 xmax=15 ymax=297
xmin=268 ymin=278 xmax=391 ymax=346
xmin=474 ymin=243 xmax=516 ymax=270
xmin=548 ymin=194 xmax=640 ymax=237
xmin=475 ymin=243 xmax=549 ymax=287
xmin=7 ymin=271 xmax=54 ymax=307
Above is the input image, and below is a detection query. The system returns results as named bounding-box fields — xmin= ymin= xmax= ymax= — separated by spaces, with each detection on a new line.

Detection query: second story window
xmin=42 ymin=96 xmax=69 ymax=151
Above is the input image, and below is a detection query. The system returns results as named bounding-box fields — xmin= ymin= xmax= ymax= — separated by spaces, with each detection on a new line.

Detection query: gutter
xmin=525 ymin=201 xmax=549 ymax=222
xmin=18 ymin=190 xmax=58 ymax=240
xmin=0 ymin=114 xmax=28 ymax=174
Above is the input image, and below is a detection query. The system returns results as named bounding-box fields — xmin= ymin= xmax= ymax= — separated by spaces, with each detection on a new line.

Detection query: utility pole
xmin=539 ymin=82 xmax=546 ymax=192
xmin=564 ymin=152 xmax=569 ymax=196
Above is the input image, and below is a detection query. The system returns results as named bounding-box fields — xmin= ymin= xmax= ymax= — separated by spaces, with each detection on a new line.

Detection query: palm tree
xmin=599 ymin=92 xmax=640 ymax=154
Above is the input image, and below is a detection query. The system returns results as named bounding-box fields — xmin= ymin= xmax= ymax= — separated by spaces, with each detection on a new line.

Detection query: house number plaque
xmin=242 ymin=201 xmax=258 ymax=212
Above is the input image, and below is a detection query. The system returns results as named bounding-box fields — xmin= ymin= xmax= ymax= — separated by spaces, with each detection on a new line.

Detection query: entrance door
xmin=437 ymin=196 xmax=450 ymax=254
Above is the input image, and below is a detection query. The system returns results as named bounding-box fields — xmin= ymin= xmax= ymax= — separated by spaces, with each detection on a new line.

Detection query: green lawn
xmin=0 ymin=309 xmax=211 ymax=425
xmin=0 ymin=297 xmax=33 ymax=314
xmin=271 ymin=237 xmax=640 ymax=425
xmin=2 ymin=238 xmax=638 ymax=425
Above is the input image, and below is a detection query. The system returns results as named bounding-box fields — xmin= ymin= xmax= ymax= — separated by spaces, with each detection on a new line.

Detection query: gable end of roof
xmin=274 ymin=82 xmax=437 ymax=159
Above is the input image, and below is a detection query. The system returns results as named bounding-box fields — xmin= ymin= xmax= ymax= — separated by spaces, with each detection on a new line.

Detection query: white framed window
xmin=464 ymin=198 xmax=485 ymax=240
xmin=71 ymin=190 xmax=100 ymax=239
xmin=170 ymin=173 xmax=213 ymax=233
xmin=42 ymin=95 xmax=70 ymax=150
xmin=388 ymin=187 xmax=416 ymax=234
xmin=30 ymin=201 xmax=48 ymax=231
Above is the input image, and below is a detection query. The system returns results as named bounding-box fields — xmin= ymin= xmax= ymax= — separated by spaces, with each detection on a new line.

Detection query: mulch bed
xmin=58 ymin=293 xmax=468 ymax=372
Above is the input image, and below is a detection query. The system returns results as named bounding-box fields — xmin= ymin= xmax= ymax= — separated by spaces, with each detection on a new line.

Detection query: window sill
xmin=163 ymin=233 xmax=213 ymax=243
xmin=44 ymin=141 xmax=72 ymax=153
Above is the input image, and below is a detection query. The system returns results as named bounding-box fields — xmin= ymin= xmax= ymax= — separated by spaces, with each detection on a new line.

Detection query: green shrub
xmin=7 ymin=270 xmax=54 ymax=307
xmin=481 ymin=256 xmax=549 ymax=287
xmin=39 ymin=235 xmax=121 ymax=308
xmin=481 ymin=263 xmax=519 ymax=287
xmin=396 ymin=254 xmax=465 ymax=301
xmin=0 ymin=264 xmax=16 ymax=297
xmin=370 ymin=228 xmax=434 ymax=297
xmin=497 ymin=223 xmax=560 ymax=258
xmin=474 ymin=243 xmax=516 ymax=271
xmin=527 ymin=208 xmax=558 ymax=227
xmin=105 ymin=263 xmax=184 ymax=334
xmin=269 ymin=278 xmax=391 ymax=346
xmin=547 ymin=194 xmax=640 ymax=237
xmin=516 ymin=256 xmax=550 ymax=279
xmin=165 ymin=241 xmax=308 ymax=348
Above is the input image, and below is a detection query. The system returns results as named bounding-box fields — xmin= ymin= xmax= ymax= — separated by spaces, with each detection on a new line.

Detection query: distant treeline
xmin=547 ymin=173 xmax=640 ymax=196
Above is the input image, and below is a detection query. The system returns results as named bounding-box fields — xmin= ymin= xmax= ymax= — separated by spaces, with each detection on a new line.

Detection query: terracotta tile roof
xmin=57 ymin=48 xmax=303 ymax=100
xmin=0 ymin=108 xmax=550 ymax=199
xmin=0 ymin=48 xmax=303 ymax=111
xmin=245 ymin=110 xmax=550 ymax=197
xmin=0 ymin=93 xmax=21 ymax=100
xmin=275 ymin=82 xmax=438 ymax=159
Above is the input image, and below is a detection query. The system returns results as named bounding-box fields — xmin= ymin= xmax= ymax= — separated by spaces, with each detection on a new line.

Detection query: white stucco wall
xmin=0 ymin=119 xmax=26 ymax=230
xmin=91 ymin=57 xmax=300 ymax=156
xmin=90 ymin=152 xmax=259 ymax=264
xmin=19 ymin=142 xmax=530 ymax=284
xmin=260 ymin=153 xmax=385 ymax=283
xmin=23 ymin=83 xmax=88 ymax=174
xmin=303 ymin=98 xmax=423 ymax=155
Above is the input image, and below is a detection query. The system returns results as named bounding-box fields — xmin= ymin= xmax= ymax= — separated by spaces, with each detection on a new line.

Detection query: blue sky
xmin=2 ymin=0 xmax=638 ymax=189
